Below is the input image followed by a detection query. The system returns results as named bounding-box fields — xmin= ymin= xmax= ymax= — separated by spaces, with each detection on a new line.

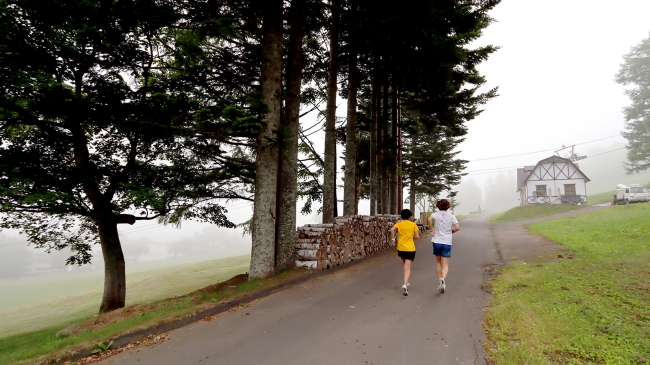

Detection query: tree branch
xmin=0 ymin=103 xmax=73 ymax=142
xmin=298 ymin=160 xmax=324 ymax=193
xmin=298 ymin=130 xmax=325 ymax=167
xmin=105 ymin=135 xmax=139 ymax=201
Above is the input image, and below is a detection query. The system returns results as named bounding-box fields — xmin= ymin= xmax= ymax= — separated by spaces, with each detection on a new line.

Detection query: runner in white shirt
xmin=427 ymin=199 xmax=460 ymax=293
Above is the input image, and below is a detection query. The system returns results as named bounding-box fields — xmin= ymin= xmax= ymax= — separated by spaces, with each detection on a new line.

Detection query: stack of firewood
xmin=295 ymin=214 xmax=401 ymax=270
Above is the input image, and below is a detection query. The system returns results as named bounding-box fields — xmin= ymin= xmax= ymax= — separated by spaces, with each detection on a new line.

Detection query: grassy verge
xmin=490 ymin=205 xmax=585 ymax=223
xmin=0 ymin=255 xmax=251 ymax=337
xmin=483 ymin=203 xmax=650 ymax=364
xmin=1 ymin=267 xmax=309 ymax=365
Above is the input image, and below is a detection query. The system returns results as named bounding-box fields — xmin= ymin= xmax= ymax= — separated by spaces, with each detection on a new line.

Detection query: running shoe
xmin=402 ymin=284 xmax=408 ymax=296
xmin=440 ymin=278 xmax=446 ymax=293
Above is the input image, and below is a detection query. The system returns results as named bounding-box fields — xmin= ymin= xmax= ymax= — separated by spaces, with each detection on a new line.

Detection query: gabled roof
xmin=516 ymin=165 xmax=535 ymax=191
xmin=516 ymin=156 xmax=590 ymax=191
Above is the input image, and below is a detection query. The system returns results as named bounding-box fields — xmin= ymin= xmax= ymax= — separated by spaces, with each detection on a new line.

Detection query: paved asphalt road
xmin=101 ymin=214 xmax=500 ymax=365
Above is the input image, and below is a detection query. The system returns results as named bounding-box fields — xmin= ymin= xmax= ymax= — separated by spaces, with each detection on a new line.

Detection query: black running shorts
xmin=397 ymin=250 xmax=416 ymax=261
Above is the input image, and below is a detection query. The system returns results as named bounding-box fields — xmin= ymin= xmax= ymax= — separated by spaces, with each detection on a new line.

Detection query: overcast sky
xmin=4 ymin=0 xmax=650 ymax=255
xmin=461 ymin=0 xmax=650 ymax=182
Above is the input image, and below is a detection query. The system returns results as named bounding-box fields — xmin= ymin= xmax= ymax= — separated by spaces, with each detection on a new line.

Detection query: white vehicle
xmin=613 ymin=184 xmax=650 ymax=205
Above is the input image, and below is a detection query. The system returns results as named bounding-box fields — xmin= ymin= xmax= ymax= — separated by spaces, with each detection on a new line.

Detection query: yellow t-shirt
xmin=394 ymin=220 xmax=419 ymax=252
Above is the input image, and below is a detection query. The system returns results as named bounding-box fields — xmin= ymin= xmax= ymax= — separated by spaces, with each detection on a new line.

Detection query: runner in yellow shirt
xmin=390 ymin=209 xmax=420 ymax=296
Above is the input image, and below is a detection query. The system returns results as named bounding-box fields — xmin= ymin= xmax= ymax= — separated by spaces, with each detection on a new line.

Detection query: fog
xmin=452 ymin=142 xmax=650 ymax=215
xmin=448 ymin=0 xmax=650 ymax=214
xmin=5 ymin=139 xmax=646 ymax=277
xmin=3 ymin=0 xmax=650 ymax=279
xmin=0 ymin=225 xmax=251 ymax=280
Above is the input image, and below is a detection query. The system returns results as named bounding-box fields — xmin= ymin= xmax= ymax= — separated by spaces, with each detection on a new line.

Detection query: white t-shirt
xmin=431 ymin=210 xmax=459 ymax=245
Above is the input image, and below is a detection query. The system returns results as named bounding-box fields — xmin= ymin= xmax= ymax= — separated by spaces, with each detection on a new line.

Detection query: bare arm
xmin=390 ymin=225 xmax=398 ymax=246
xmin=452 ymin=223 xmax=460 ymax=234
xmin=413 ymin=229 xmax=420 ymax=239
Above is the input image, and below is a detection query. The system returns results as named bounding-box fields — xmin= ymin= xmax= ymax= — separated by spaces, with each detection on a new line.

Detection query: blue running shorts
xmin=432 ymin=243 xmax=452 ymax=258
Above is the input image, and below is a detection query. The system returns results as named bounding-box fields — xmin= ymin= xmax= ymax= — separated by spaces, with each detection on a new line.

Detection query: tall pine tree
xmin=616 ymin=32 xmax=650 ymax=173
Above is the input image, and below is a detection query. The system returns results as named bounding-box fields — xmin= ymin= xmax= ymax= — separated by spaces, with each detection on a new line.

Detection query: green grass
xmin=589 ymin=184 xmax=650 ymax=205
xmin=0 ymin=261 xmax=308 ymax=365
xmin=588 ymin=190 xmax=615 ymax=205
xmin=0 ymin=309 xmax=188 ymax=365
xmin=0 ymin=255 xmax=250 ymax=338
xmin=0 ymin=277 xmax=263 ymax=365
xmin=490 ymin=205 xmax=585 ymax=223
xmin=483 ymin=203 xmax=650 ymax=364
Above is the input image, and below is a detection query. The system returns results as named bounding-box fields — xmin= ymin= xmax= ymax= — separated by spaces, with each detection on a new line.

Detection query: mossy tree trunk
xmin=275 ymin=0 xmax=305 ymax=270
xmin=323 ymin=0 xmax=340 ymax=223
xmin=250 ymin=0 xmax=283 ymax=279
xmin=343 ymin=30 xmax=358 ymax=216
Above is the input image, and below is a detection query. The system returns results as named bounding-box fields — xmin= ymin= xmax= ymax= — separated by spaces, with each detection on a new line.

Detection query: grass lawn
xmin=589 ymin=184 xmax=650 ymax=205
xmin=588 ymin=190 xmax=615 ymax=205
xmin=483 ymin=203 xmax=650 ymax=364
xmin=0 ymin=267 xmax=308 ymax=365
xmin=0 ymin=255 xmax=251 ymax=338
xmin=490 ymin=205 xmax=585 ymax=223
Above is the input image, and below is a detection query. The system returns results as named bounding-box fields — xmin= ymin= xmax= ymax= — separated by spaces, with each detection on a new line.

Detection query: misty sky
xmin=3 ymin=0 xmax=650 ymax=260
xmin=462 ymin=0 xmax=650 ymax=182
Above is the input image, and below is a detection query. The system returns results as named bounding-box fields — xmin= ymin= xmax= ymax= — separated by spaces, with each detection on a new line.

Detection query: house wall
xmin=522 ymin=160 xmax=589 ymax=204
xmin=525 ymin=179 xmax=587 ymax=196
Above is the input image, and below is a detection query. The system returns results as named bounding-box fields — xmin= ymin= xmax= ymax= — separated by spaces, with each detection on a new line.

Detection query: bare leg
xmin=402 ymin=259 xmax=412 ymax=285
xmin=435 ymin=256 xmax=443 ymax=279
xmin=440 ymin=257 xmax=450 ymax=279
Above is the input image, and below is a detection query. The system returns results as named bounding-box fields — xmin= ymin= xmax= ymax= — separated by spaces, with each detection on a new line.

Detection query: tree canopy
xmin=617 ymin=32 xmax=650 ymax=173
xmin=0 ymin=0 xmax=247 ymax=312
xmin=0 ymin=0 xmax=500 ymax=312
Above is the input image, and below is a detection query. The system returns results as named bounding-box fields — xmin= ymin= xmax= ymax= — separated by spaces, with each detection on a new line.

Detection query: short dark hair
xmin=400 ymin=209 xmax=413 ymax=220
xmin=436 ymin=199 xmax=451 ymax=211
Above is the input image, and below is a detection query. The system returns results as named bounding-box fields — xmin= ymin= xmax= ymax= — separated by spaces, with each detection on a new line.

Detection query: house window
xmin=564 ymin=184 xmax=576 ymax=196
xmin=536 ymin=185 xmax=547 ymax=197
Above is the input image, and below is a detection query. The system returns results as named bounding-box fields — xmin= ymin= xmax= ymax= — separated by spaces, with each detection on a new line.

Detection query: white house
xmin=516 ymin=155 xmax=590 ymax=205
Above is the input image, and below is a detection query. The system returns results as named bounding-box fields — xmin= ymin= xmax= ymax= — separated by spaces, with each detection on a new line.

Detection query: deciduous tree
xmin=0 ymin=0 xmax=240 ymax=312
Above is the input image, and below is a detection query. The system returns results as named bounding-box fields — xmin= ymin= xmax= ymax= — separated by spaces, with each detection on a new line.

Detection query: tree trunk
xmin=69 ymin=114 xmax=126 ymax=313
xmin=354 ymin=175 xmax=360 ymax=215
xmin=409 ymin=174 xmax=416 ymax=214
xmin=343 ymin=33 xmax=358 ymax=216
xmin=397 ymin=118 xmax=403 ymax=212
xmin=375 ymin=79 xmax=385 ymax=214
xmin=275 ymin=0 xmax=304 ymax=270
xmin=322 ymin=0 xmax=339 ymax=223
xmin=409 ymin=132 xmax=417 ymax=214
xmin=250 ymin=0 xmax=283 ymax=279
xmin=381 ymin=81 xmax=390 ymax=214
xmin=390 ymin=85 xmax=398 ymax=214
xmin=97 ymin=213 xmax=126 ymax=313
xmin=369 ymin=63 xmax=378 ymax=216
